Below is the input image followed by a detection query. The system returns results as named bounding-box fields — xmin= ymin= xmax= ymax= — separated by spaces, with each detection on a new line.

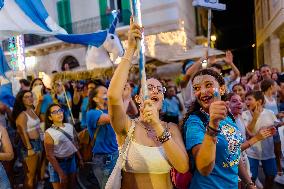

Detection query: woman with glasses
xmin=12 ymin=90 xmax=43 ymax=189
xmin=44 ymin=103 xmax=83 ymax=189
xmin=107 ymin=20 xmax=189 ymax=188
xmin=86 ymin=85 xmax=118 ymax=189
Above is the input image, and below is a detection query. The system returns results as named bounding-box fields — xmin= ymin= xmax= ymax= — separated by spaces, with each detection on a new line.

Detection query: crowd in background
xmin=0 ymin=23 xmax=284 ymax=189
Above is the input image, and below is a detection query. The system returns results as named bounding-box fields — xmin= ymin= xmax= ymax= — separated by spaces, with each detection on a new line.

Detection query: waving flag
xmin=0 ymin=47 xmax=10 ymax=77
xmin=0 ymin=47 xmax=15 ymax=108
xmin=0 ymin=0 xmax=119 ymax=47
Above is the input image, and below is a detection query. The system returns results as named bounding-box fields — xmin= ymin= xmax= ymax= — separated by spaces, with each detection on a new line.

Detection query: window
xmin=99 ymin=0 xmax=130 ymax=29
xmin=61 ymin=56 xmax=79 ymax=71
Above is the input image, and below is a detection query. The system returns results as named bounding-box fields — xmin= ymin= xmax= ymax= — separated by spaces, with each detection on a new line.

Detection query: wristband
xmin=157 ymin=130 xmax=171 ymax=144
xmin=206 ymin=127 xmax=218 ymax=137
xmin=207 ymin=125 xmax=220 ymax=133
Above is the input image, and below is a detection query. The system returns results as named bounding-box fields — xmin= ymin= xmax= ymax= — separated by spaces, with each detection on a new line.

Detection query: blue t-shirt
xmin=184 ymin=114 xmax=243 ymax=189
xmin=162 ymin=97 xmax=181 ymax=117
xmin=40 ymin=94 xmax=53 ymax=114
xmin=80 ymin=97 xmax=89 ymax=128
xmin=86 ymin=109 xmax=118 ymax=154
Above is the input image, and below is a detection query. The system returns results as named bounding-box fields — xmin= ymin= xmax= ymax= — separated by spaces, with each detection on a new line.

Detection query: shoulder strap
xmin=90 ymin=125 xmax=101 ymax=147
xmin=121 ymin=119 xmax=136 ymax=167
xmin=52 ymin=125 xmax=75 ymax=145
xmin=89 ymin=109 xmax=105 ymax=146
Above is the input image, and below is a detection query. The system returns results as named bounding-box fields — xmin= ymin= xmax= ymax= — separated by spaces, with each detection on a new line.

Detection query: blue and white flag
xmin=0 ymin=0 xmax=119 ymax=47
xmin=0 ymin=46 xmax=10 ymax=77
xmin=0 ymin=47 xmax=14 ymax=107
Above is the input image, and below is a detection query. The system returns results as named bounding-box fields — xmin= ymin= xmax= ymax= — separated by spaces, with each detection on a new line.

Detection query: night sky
xmin=212 ymin=0 xmax=255 ymax=75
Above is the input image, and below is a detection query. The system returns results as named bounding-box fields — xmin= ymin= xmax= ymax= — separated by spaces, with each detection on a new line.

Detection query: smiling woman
xmin=182 ymin=68 xmax=249 ymax=189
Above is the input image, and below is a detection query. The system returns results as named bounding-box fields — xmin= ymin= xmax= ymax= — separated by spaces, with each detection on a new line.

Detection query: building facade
xmin=3 ymin=0 xmax=200 ymax=77
xmin=255 ymin=0 xmax=284 ymax=71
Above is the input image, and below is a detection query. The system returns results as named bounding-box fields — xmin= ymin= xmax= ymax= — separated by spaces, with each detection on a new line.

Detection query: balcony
xmin=2 ymin=10 xmax=131 ymax=50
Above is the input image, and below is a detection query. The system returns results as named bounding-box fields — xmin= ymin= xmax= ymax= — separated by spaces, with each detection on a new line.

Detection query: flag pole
xmin=207 ymin=9 xmax=212 ymax=63
xmin=130 ymin=0 xmax=148 ymax=100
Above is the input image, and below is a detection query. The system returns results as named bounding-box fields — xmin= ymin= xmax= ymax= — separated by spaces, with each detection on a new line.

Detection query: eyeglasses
xmin=51 ymin=108 xmax=64 ymax=115
xmin=147 ymin=84 xmax=166 ymax=94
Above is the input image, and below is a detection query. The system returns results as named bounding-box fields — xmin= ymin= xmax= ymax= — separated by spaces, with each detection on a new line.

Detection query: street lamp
xmin=210 ymin=35 xmax=216 ymax=48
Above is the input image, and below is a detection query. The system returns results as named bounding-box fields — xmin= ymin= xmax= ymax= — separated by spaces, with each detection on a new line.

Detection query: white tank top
xmin=24 ymin=110 xmax=40 ymax=132
xmin=123 ymin=120 xmax=172 ymax=174
xmin=45 ymin=123 xmax=77 ymax=158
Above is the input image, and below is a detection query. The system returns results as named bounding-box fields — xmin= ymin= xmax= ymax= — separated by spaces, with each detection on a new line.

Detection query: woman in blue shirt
xmin=86 ymin=85 xmax=118 ymax=189
xmin=183 ymin=69 xmax=255 ymax=189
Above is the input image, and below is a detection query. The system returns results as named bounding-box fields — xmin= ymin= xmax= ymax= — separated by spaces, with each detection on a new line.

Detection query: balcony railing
xmin=2 ymin=10 xmax=131 ymax=50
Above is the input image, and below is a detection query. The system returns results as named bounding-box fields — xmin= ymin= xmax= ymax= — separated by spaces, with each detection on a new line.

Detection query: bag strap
xmin=52 ymin=124 xmax=77 ymax=148
xmin=90 ymin=125 xmax=101 ymax=147
xmin=121 ymin=119 xmax=136 ymax=167
xmin=89 ymin=109 xmax=104 ymax=147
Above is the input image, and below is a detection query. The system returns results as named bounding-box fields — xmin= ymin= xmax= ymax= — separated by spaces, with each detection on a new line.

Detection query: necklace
xmin=138 ymin=120 xmax=157 ymax=140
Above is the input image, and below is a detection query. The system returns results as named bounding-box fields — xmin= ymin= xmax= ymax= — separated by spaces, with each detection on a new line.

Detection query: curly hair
xmin=182 ymin=68 xmax=226 ymax=127
xmin=12 ymin=90 xmax=33 ymax=121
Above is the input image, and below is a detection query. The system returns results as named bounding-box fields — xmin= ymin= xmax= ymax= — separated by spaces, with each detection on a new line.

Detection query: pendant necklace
xmin=138 ymin=120 xmax=157 ymax=140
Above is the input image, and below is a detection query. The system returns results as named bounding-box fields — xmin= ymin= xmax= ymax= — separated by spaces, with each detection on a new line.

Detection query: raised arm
xmin=180 ymin=59 xmax=202 ymax=88
xmin=107 ymin=21 xmax=141 ymax=137
xmin=246 ymin=105 xmax=261 ymax=134
xmin=193 ymin=101 xmax=227 ymax=176
xmin=224 ymin=51 xmax=240 ymax=81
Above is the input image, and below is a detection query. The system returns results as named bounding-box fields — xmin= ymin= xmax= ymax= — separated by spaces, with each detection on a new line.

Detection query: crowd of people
xmin=0 ymin=20 xmax=284 ymax=189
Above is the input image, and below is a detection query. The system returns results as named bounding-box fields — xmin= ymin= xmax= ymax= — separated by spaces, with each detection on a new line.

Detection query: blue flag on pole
xmin=0 ymin=47 xmax=10 ymax=76
xmin=0 ymin=47 xmax=14 ymax=107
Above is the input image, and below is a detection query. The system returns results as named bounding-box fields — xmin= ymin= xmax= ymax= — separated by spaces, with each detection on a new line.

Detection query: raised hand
xmin=128 ymin=18 xmax=142 ymax=49
xmin=255 ymin=127 xmax=276 ymax=141
xmin=209 ymin=101 xmax=227 ymax=129
xmin=223 ymin=50 xmax=233 ymax=64
xmin=252 ymin=103 xmax=262 ymax=119
xmin=141 ymin=99 xmax=160 ymax=128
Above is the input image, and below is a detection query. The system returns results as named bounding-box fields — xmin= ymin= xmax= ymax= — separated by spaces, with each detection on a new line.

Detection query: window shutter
xmin=99 ymin=0 xmax=109 ymax=30
xmin=57 ymin=0 xmax=72 ymax=33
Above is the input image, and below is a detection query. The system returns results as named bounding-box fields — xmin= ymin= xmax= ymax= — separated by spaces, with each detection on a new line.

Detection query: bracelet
xmin=207 ymin=125 xmax=220 ymax=133
xmin=156 ymin=130 xmax=171 ymax=144
xmin=245 ymin=181 xmax=255 ymax=189
xmin=206 ymin=127 xmax=218 ymax=137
